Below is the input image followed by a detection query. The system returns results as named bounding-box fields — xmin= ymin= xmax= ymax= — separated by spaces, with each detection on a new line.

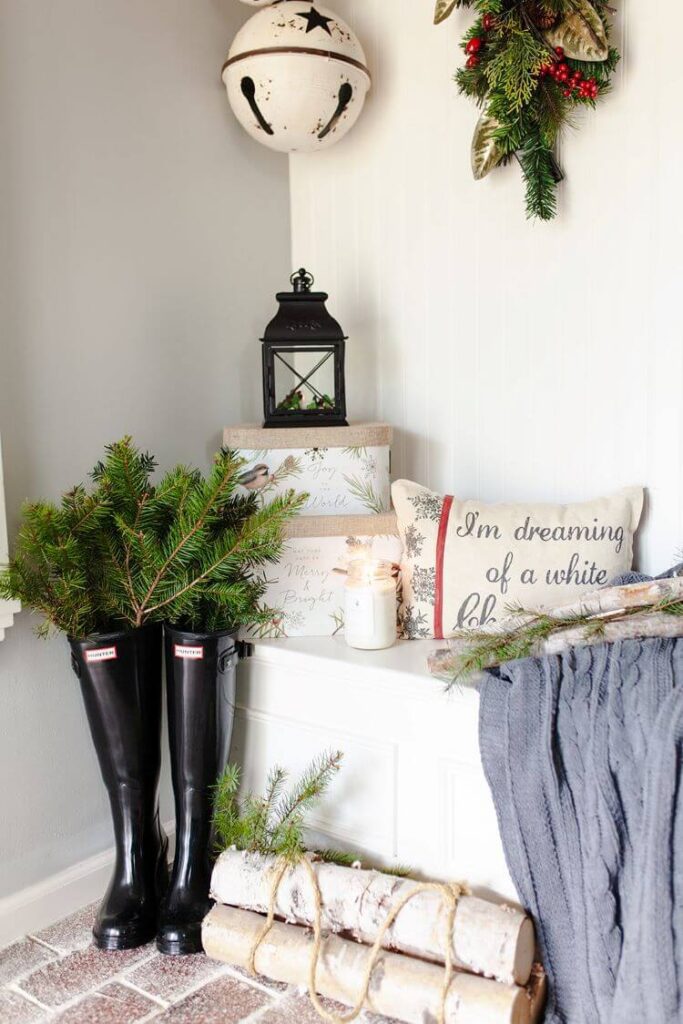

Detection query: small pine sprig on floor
xmin=213 ymin=754 xmax=416 ymax=877
xmin=439 ymin=0 xmax=620 ymax=219
xmin=213 ymin=751 xmax=345 ymax=863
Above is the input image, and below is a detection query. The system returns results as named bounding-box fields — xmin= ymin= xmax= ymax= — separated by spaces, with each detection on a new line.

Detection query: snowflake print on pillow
xmin=392 ymin=479 xmax=644 ymax=640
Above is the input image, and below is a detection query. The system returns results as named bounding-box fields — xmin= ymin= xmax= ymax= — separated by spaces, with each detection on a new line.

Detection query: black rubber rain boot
xmin=70 ymin=625 xmax=168 ymax=951
xmin=156 ymin=626 xmax=239 ymax=955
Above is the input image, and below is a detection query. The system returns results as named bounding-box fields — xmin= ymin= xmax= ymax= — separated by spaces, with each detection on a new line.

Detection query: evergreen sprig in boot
xmin=70 ymin=624 xmax=168 ymax=951
xmin=156 ymin=626 xmax=239 ymax=955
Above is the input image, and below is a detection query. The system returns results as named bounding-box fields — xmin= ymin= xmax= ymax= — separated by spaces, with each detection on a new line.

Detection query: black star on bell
xmin=296 ymin=5 xmax=333 ymax=35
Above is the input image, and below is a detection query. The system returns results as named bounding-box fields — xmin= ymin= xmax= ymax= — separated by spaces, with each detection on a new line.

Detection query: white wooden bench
xmin=233 ymin=636 xmax=517 ymax=904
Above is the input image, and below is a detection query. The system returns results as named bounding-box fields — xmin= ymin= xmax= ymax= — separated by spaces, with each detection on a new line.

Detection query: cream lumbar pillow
xmin=391 ymin=480 xmax=644 ymax=640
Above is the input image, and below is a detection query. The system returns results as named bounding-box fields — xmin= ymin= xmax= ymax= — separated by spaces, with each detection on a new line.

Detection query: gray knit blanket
xmin=479 ymin=633 xmax=683 ymax=1023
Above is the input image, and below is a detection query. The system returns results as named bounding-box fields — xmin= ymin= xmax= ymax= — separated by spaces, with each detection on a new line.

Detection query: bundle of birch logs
xmin=202 ymin=851 xmax=546 ymax=1024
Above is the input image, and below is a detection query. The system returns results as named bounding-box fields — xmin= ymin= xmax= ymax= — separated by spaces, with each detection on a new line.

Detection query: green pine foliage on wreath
xmin=435 ymin=0 xmax=620 ymax=220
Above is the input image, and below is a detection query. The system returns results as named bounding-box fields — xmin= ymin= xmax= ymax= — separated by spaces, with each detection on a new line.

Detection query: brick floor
xmin=222 ymin=963 xmax=289 ymax=993
xmin=259 ymin=994 xmax=351 ymax=1024
xmin=125 ymin=952 xmax=227 ymax=1004
xmin=0 ymin=903 xmax=398 ymax=1024
xmin=0 ymin=988 xmax=48 ymax=1023
xmin=155 ymin=974 xmax=272 ymax=1023
xmin=51 ymin=981 xmax=159 ymax=1023
xmin=17 ymin=944 xmax=152 ymax=1008
xmin=0 ymin=939 xmax=57 ymax=986
xmin=31 ymin=903 xmax=98 ymax=956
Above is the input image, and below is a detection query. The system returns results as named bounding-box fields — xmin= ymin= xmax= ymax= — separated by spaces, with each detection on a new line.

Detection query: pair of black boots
xmin=70 ymin=624 xmax=239 ymax=955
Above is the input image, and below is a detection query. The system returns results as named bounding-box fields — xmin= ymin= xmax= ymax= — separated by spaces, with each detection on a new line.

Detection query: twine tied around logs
xmin=246 ymin=856 xmax=471 ymax=1024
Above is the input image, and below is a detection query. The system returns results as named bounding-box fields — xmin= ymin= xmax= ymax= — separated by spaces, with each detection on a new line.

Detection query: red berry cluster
xmin=464 ymin=14 xmax=495 ymax=69
xmin=539 ymin=46 xmax=599 ymax=99
xmin=465 ymin=35 xmax=483 ymax=68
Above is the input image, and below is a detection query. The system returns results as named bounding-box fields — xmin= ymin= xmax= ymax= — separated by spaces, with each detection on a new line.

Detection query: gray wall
xmin=0 ymin=0 xmax=290 ymax=897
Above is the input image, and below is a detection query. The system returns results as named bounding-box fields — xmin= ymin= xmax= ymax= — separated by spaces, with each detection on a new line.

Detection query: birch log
xmin=542 ymin=610 xmax=683 ymax=654
xmin=202 ymin=905 xmax=535 ymax=1024
xmin=428 ymin=577 xmax=683 ymax=680
xmin=428 ymin=642 xmax=482 ymax=682
xmin=534 ymin=576 xmax=683 ymax=622
xmin=430 ymin=611 xmax=683 ymax=677
xmin=526 ymin=963 xmax=547 ymax=1023
xmin=209 ymin=851 xmax=535 ymax=986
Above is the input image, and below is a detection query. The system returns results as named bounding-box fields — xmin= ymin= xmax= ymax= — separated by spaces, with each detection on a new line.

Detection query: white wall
xmin=290 ymin=0 xmax=683 ymax=575
xmin=0 ymin=0 xmax=290 ymax=898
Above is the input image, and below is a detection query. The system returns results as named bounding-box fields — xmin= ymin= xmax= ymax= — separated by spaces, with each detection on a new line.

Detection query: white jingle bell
xmin=222 ymin=1 xmax=371 ymax=153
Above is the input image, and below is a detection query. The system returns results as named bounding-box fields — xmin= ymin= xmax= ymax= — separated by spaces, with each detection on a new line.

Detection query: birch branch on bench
xmin=542 ymin=610 xmax=683 ymax=654
xmin=428 ymin=577 xmax=683 ymax=680
xmin=518 ymin=576 xmax=683 ymax=623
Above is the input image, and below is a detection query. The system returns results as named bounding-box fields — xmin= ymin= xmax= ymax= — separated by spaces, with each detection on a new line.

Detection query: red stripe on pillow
xmin=434 ymin=495 xmax=454 ymax=640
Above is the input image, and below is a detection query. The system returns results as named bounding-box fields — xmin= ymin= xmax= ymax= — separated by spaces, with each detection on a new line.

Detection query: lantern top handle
xmin=290 ymin=268 xmax=314 ymax=294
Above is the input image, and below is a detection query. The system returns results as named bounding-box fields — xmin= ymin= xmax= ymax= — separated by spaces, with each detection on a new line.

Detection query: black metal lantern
xmin=261 ymin=268 xmax=348 ymax=428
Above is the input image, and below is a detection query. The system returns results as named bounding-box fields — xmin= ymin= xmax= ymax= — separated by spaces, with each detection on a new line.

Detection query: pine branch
xmin=569 ymin=47 xmax=620 ymax=84
xmin=143 ymin=489 xmax=306 ymax=625
xmin=213 ymin=751 xmax=344 ymax=862
xmin=517 ymin=134 xmax=559 ymax=220
xmin=269 ymin=750 xmax=344 ymax=846
xmin=534 ymin=79 xmax=571 ymax=147
xmin=212 ymin=764 xmax=246 ymax=851
xmin=441 ymin=592 xmax=683 ymax=688
xmin=451 ymin=0 xmax=620 ymax=219
xmin=136 ymin=449 xmax=245 ymax=619
xmin=4 ymin=439 xmax=308 ymax=639
xmin=485 ymin=24 xmax=547 ymax=112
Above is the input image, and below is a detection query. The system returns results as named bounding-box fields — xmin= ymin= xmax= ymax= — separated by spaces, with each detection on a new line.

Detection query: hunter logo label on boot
xmin=174 ymin=644 xmax=204 ymax=660
xmin=85 ymin=646 xmax=118 ymax=663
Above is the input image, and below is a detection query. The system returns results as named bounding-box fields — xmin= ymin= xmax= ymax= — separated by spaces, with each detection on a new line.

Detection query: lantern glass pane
xmin=273 ymin=346 xmax=336 ymax=413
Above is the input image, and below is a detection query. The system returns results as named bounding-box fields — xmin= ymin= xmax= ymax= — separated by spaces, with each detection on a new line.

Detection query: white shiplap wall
xmin=290 ymin=0 xmax=683 ymax=574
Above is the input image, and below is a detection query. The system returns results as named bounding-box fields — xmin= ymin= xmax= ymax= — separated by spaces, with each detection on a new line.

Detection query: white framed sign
xmin=0 ymin=436 xmax=20 ymax=639
xmin=246 ymin=513 xmax=402 ymax=638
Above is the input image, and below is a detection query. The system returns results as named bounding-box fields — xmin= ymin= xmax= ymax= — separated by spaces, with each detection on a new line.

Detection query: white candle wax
xmin=344 ymin=560 xmax=397 ymax=651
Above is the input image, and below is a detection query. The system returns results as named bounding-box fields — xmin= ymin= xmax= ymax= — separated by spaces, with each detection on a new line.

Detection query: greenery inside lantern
xmin=261 ymin=269 xmax=348 ymax=429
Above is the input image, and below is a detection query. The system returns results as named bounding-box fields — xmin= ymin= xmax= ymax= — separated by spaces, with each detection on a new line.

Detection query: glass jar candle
xmin=344 ymin=559 xmax=397 ymax=651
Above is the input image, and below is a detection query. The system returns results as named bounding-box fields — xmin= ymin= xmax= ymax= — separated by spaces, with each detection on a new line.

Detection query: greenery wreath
xmin=435 ymin=0 xmax=620 ymax=220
